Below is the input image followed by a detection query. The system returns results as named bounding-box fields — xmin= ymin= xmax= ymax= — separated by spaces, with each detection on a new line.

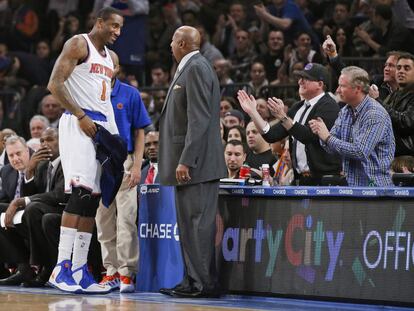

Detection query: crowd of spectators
xmin=0 ymin=0 xmax=410 ymax=185
xmin=0 ymin=0 xmax=412 ymax=293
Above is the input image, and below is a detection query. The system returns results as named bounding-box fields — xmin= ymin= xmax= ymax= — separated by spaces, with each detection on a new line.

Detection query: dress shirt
xmin=293 ymin=92 xmax=324 ymax=173
xmin=177 ymin=50 xmax=199 ymax=72
xmin=323 ymin=96 xmax=395 ymax=186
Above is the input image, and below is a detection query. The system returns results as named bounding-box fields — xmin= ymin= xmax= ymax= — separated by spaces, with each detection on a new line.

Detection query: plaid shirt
xmin=323 ymin=96 xmax=395 ymax=186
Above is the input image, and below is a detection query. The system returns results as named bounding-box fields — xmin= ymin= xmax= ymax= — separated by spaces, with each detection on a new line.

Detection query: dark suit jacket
xmin=158 ymin=53 xmax=227 ymax=185
xmin=21 ymin=159 xmax=67 ymax=207
xmin=0 ymin=164 xmax=19 ymax=203
xmin=140 ymin=162 xmax=160 ymax=184
xmin=262 ymin=93 xmax=342 ymax=177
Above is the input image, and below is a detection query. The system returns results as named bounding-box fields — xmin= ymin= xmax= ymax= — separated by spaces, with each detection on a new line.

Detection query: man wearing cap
xmin=238 ymin=63 xmax=341 ymax=185
xmin=223 ymin=109 xmax=245 ymax=129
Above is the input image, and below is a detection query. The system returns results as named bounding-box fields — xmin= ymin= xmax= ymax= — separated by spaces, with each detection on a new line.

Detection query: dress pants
xmin=175 ymin=180 xmax=219 ymax=292
xmin=23 ymin=202 xmax=62 ymax=267
xmin=0 ymin=203 xmax=29 ymax=264
xmin=96 ymin=155 xmax=139 ymax=277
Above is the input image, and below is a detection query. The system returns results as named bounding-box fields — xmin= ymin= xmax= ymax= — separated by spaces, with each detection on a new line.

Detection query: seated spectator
xmin=226 ymin=125 xmax=246 ymax=145
xmin=248 ymin=61 xmax=268 ymax=97
xmin=0 ymin=128 xmax=66 ymax=287
xmin=0 ymin=135 xmax=29 ymax=204
xmin=212 ymin=1 xmax=251 ymax=57
xmin=140 ymin=91 xmax=152 ymax=112
xmin=214 ymin=58 xmax=236 ymax=97
xmin=150 ymin=89 xmax=167 ymax=130
xmin=323 ymin=0 xmax=355 ymax=40
xmin=150 ymin=63 xmax=170 ymax=88
xmin=223 ymin=109 xmax=245 ymax=129
xmin=27 ymin=115 xmax=50 ymax=151
xmin=332 ymin=27 xmax=353 ymax=57
xmin=289 ymin=31 xmax=323 ymax=72
xmin=354 ymin=4 xmax=414 ymax=56
xmin=257 ymin=30 xmax=285 ymax=82
xmin=220 ymin=97 xmax=236 ymax=118
xmin=39 ymin=94 xmax=63 ymax=128
xmin=382 ymin=53 xmax=414 ymax=156
xmin=214 ymin=58 xmax=234 ymax=86
xmin=0 ymin=135 xmax=31 ymax=285
xmin=256 ymin=97 xmax=273 ymax=122
xmin=224 ymin=140 xmax=247 ymax=179
xmin=245 ymin=121 xmax=277 ymax=177
xmin=253 ymin=0 xmax=320 ymax=49
xmin=391 ymin=155 xmax=414 ymax=174
xmin=0 ymin=128 xmax=16 ymax=170
xmin=309 ymin=66 xmax=395 ymax=186
xmin=196 ymin=24 xmax=223 ymax=64
xmin=141 ymin=131 xmax=159 ymax=184
xmin=229 ymin=28 xmax=258 ymax=82
xmin=238 ymin=63 xmax=341 ymax=186
xmin=51 ymin=11 xmax=82 ymax=53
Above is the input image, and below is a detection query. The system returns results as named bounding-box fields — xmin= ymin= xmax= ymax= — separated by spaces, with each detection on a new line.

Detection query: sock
xmin=57 ymin=226 xmax=77 ymax=264
xmin=71 ymin=231 xmax=92 ymax=271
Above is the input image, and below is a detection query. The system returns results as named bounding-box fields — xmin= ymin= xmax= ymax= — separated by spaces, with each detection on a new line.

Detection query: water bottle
xmin=261 ymin=164 xmax=271 ymax=187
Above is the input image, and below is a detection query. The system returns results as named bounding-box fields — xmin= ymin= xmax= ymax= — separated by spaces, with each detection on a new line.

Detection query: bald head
xmin=171 ymin=26 xmax=201 ymax=63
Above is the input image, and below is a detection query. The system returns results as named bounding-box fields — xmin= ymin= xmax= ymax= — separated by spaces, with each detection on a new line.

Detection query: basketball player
xmin=46 ymin=7 xmax=123 ymax=294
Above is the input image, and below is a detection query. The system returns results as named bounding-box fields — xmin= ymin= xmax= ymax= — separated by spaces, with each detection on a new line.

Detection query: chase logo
xmin=140 ymin=185 xmax=148 ymax=195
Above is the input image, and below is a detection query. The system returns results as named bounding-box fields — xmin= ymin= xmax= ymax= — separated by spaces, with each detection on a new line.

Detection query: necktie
xmin=14 ymin=171 xmax=24 ymax=199
xmin=292 ymin=101 xmax=311 ymax=172
xmin=145 ymin=164 xmax=155 ymax=184
xmin=46 ymin=163 xmax=53 ymax=192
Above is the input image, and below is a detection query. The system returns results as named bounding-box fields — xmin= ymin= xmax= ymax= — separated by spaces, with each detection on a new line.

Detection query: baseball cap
xmin=293 ymin=63 xmax=329 ymax=84
xmin=224 ymin=109 xmax=244 ymax=122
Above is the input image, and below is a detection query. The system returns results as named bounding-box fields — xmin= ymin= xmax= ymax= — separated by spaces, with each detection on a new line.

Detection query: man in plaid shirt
xmin=309 ymin=66 xmax=395 ymax=187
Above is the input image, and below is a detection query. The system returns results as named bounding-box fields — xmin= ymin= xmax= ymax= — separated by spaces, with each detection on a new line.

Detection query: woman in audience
xmin=226 ymin=125 xmax=246 ymax=145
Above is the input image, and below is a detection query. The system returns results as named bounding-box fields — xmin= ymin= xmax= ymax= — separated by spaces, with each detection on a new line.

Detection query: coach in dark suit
xmin=0 ymin=128 xmax=67 ymax=287
xmin=158 ymin=26 xmax=226 ymax=298
xmin=238 ymin=63 xmax=341 ymax=185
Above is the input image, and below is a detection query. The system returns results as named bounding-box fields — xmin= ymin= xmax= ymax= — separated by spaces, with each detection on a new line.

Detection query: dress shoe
xmin=159 ymin=283 xmax=190 ymax=296
xmin=0 ymin=266 xmax=10 ymax=279
xmin=0 ymin=269 xmax=34 ymax=286
xmin=22 ymin=275 xmax=46 ymax=287
xmin=172 ymin=288 xmax=221 ymax=298
xmin=159 ymin=287 xmax=175 ymax=296
xmin=22 ymin=266 xmax=52 ymax=287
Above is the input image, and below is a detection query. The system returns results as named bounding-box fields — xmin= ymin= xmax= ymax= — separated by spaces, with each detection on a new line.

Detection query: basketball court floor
xmin=0 ymin=286 xmax=413 ymax=311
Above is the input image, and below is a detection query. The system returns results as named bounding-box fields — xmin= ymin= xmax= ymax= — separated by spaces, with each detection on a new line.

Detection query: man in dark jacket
xmin=0 ymin=128 xmax=67 ymax=287
xmin=238 ymin=63 xmax=341 ymax=185
xmin=382 ymin=53 xmax=414 ymax=156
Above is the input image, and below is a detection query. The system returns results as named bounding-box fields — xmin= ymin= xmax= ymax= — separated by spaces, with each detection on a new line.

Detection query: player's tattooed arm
xmin=47 ymin=35 xmax=88 ymax=119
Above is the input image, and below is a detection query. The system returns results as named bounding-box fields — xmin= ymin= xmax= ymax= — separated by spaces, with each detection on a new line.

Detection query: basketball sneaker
xmin=120 ymin=275 xmax=135 ymax=293
xmin=48 ymin=260 xmax=82 ymax=293
xmin=72 ymin=264 xmax=111 ymax=294
xmin=99 ymin=272 xmax=120 ymax=291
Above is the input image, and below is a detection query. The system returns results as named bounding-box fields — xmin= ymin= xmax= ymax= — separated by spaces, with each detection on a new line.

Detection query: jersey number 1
xmin=101 ymin=81 xmax=106 ymax=101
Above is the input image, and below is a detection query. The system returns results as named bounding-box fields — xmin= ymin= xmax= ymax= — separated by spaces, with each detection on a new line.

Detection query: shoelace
xmin=100 ymin=273 xmax=119 ymax=284
xmin=120 ymin=276 xmax=132 ymax=284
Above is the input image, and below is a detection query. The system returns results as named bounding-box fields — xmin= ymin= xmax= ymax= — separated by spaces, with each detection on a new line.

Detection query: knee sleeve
xmin=64 ymin=187 xmax=101 ymax=218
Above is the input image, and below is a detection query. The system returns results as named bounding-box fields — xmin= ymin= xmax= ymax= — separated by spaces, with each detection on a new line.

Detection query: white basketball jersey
xmin=64 ymin=34 xmax=113 ymax=116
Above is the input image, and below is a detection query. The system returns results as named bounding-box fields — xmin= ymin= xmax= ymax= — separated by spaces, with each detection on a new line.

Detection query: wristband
xmin=77 ymin=113 xmax=86 ymax=121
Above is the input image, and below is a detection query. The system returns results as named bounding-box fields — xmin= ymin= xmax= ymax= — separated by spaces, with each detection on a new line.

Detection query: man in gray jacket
xmin=158 ymin=26 xmax=226 ymax=298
